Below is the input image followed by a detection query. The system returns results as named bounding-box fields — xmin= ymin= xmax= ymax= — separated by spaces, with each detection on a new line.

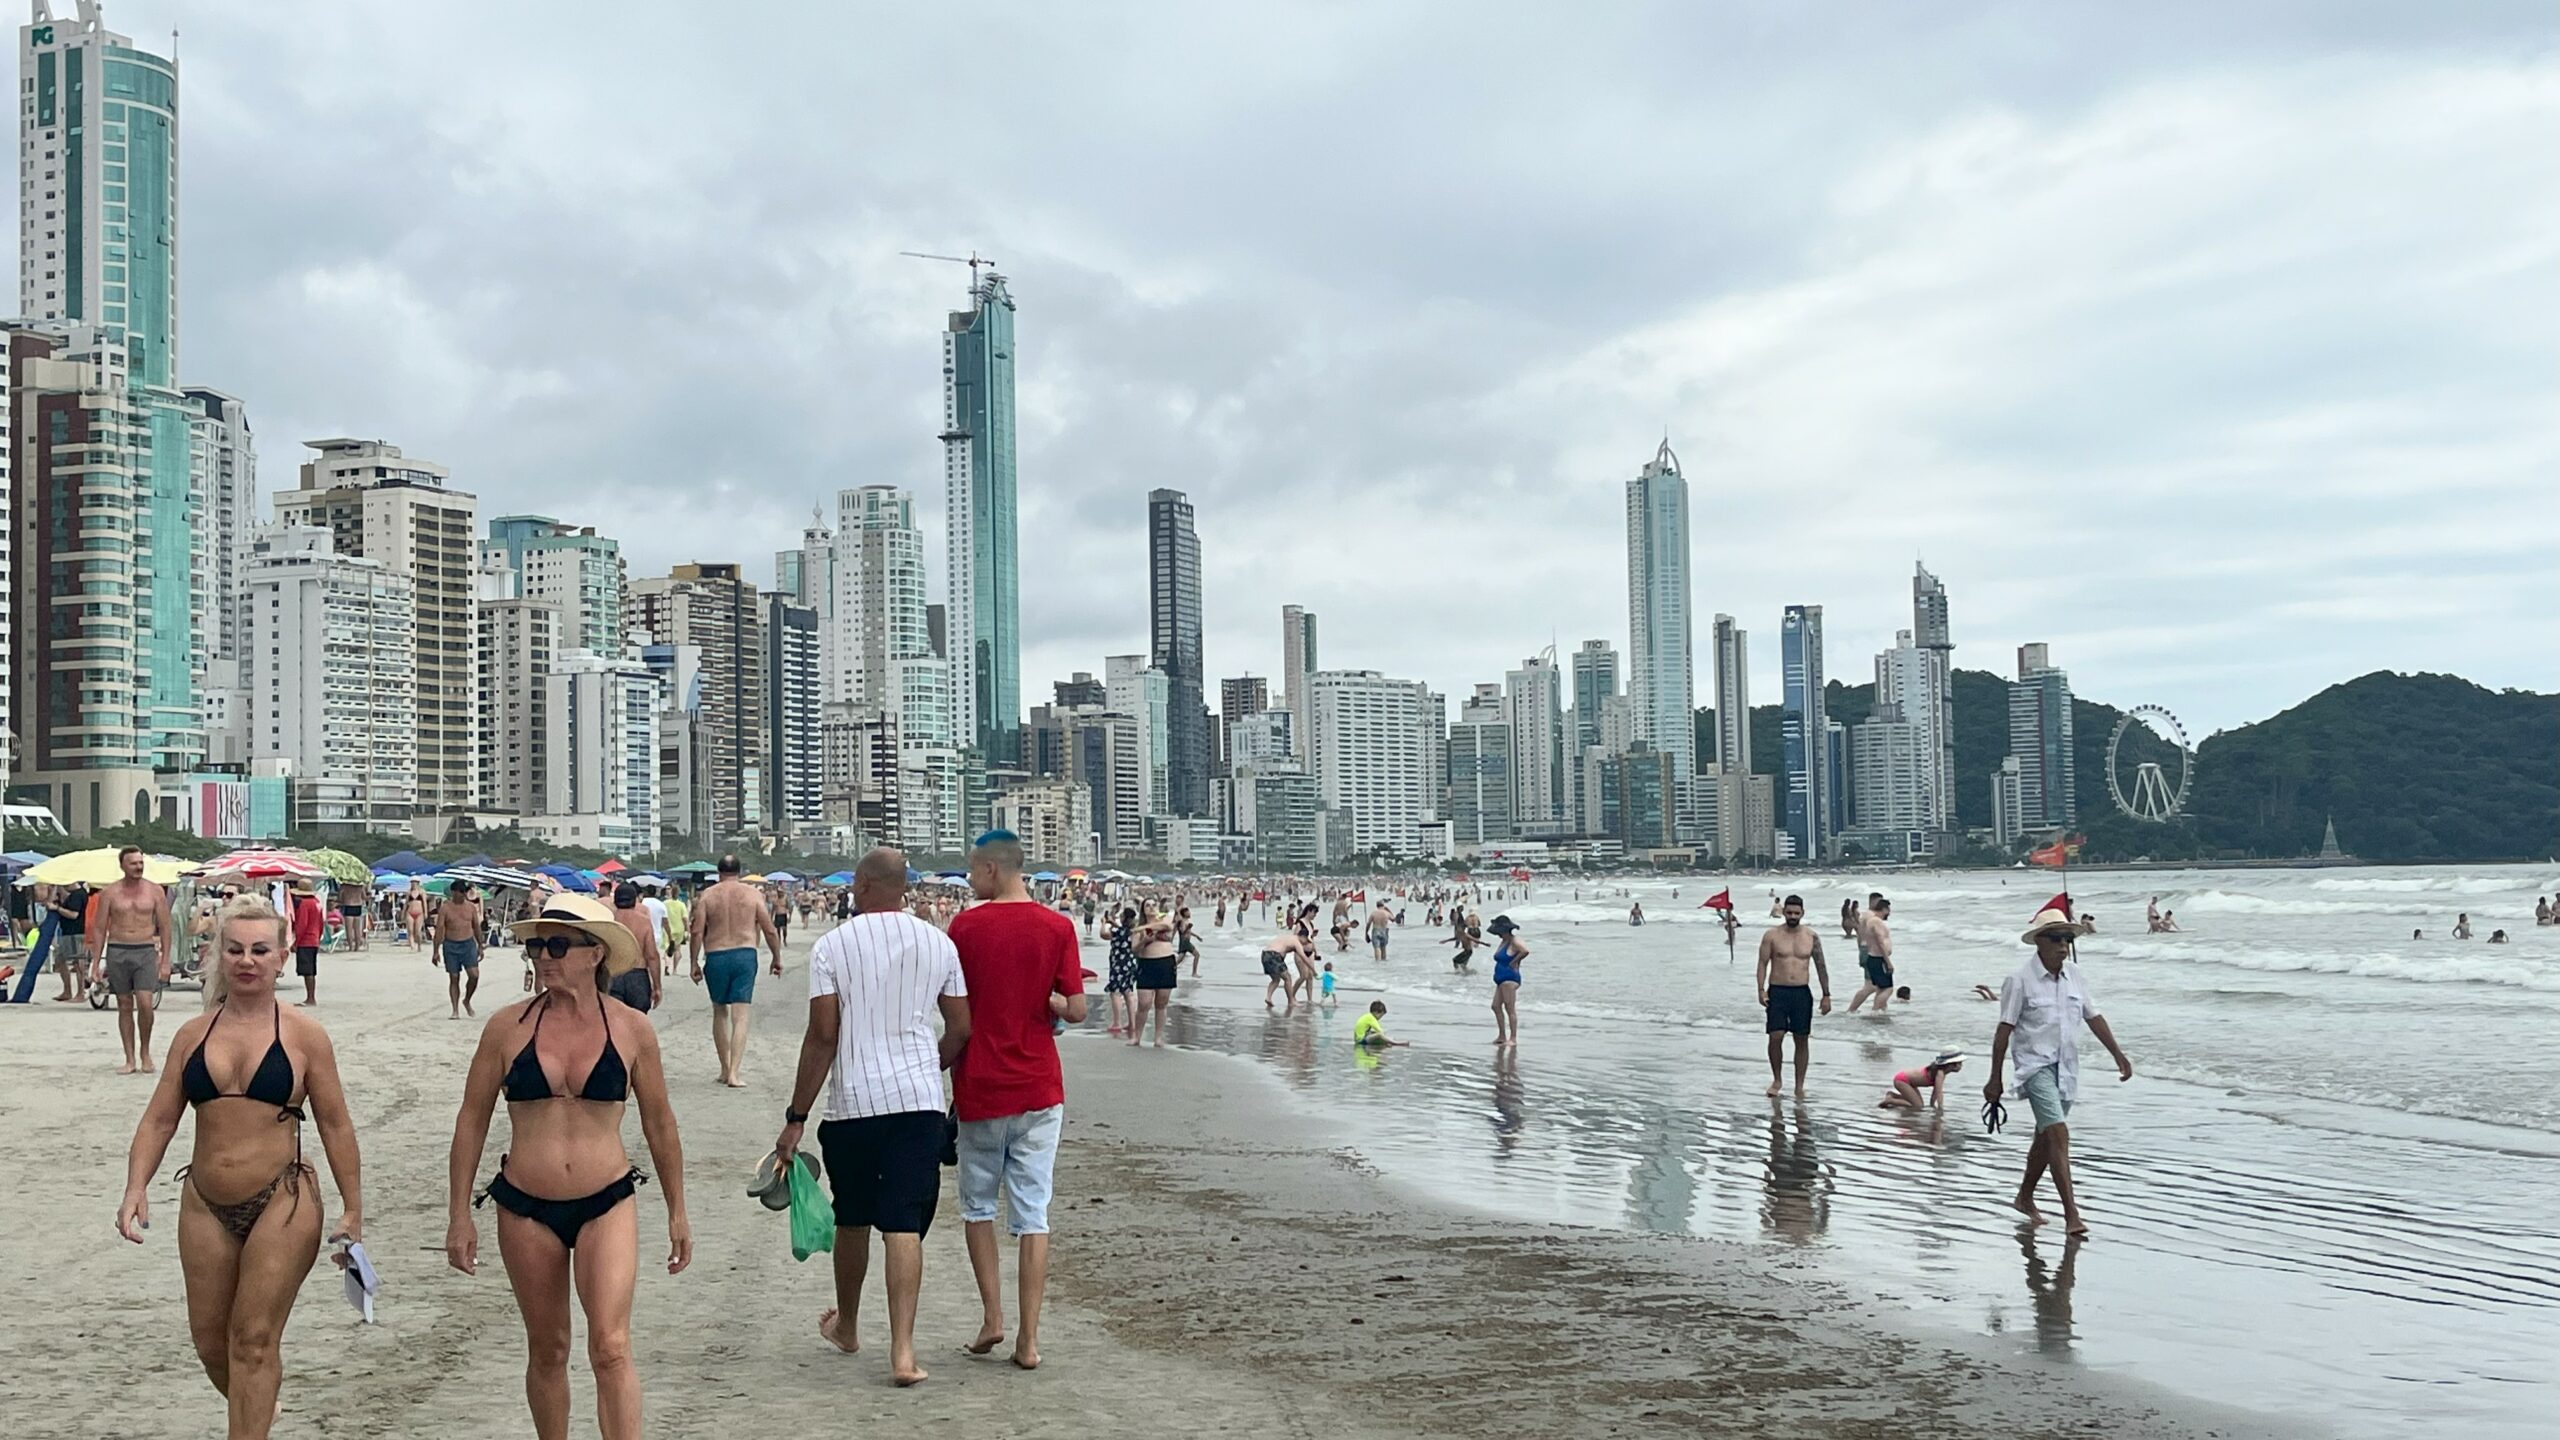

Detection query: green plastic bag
xmin=786 ymin=1153 xmax=833 ymax=1261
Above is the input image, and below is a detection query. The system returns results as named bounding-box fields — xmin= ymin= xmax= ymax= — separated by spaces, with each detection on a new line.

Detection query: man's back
xmin=696 ymin=880 xmax=763 ymax=950
xmin=812 ymin=911 xmax=965 ymax=1119
xmin=949 ymin=901 xmax=1082 ymax=1123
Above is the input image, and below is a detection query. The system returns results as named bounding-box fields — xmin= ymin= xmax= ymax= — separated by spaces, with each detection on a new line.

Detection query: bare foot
xmin=964 ymin=1325 xmax=1004 ymax=1355
xmin=1764 ymin=1080 xmax=1780 ymax=1096
xmin=1011 ymin=1347 xmax=1041 ymax=1370
xmin=892 ymin=1359 xmax=929 ymax=1387
xmin=1152 ymin=1036 xmax=1165 ymax=1048
xmin=817 ymin=1309 xmax=858 ymax=1353
xmin=2064 ymin=1213 xmax=2089 ymax=1236
xmin=2012 ymin=1195 xmax=2045 ymax=1226
xmin=1794 ymin=1084 xmax=1807 ymax=1100
xmin=116 ymin=1060 xmax=138 ymax=1075
xmin=463 ymin=1000 xmax=475 ymax=1017
xmin=139 ymin=1056 xmax=155 ymax=1073
xmin=724 ymin=1076 xmax=748 ymax=1089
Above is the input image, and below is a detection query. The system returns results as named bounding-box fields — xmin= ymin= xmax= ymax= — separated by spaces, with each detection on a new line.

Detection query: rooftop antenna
xmin=900 ymin=250 xmax=996 ymax=288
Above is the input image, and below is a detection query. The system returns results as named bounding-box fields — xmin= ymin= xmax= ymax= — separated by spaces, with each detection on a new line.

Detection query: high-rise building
xmin=773 ymin=504 xmax=833 ymax=675
xmin=487 ymin=516 xmax=624 ymax=661
xmin=1306 ymin=669 xmax=1438 ymax=855
xmin=184 ymin=388 xmax=256 ymax=671
xmin=1444 ymin=683 xmax=1514 ymax=847
xmin=23 ymin=1 xmax=178 ymax=380
xmin=1710 ymin=614 xmax=1752 ymax=861
xmin=243 ymin=525 xmax=415 ymax=831
xmin=941 ymin=268 xmax=1020 ymax=766
xmin=1148 ymin=488 xmax=1209 ymax=816
xmin=1566 ymin=639 xmax=1617 ymax=824
xmin=544 ymin=650 xmax=660 ymax=854
xmin=275 ymin=439 xmax=478 ymax=817
xmin=1912 ymin=563 xmax=1957 ymax=831
xmin=818 ymin=702 xmax=900 ymax=844
xmin=990 ymin=779 xmax=1095 ymax=869
xmin=1063 ymin=707 xmax=1143 ymax=859
xmin=834 ymin=485 xmax=931 ymax=711
xmin=1216 ymin=674 xmax=1267 ymax=775
xmin=1991 ymin=755 xmax=2028 ymax=848
xmin=1780 ymin=604 xmax=1829 ymax=861
xmin=1611 ymin=743 xmax=1677 ymax=849
xmin=1626 ymin=440 xmax=1697 ymax=797
xmin=1865 ymin=630 xmax=1945 ymax=834
xmin=2008 ymin=643 xmax=2076 ymax=831
xmin=1280 ymin=605 xmax=1316 ymax=761
xmin=475 ymin=584 xmax=562 ymax=819
xmin=630 ymin=563 xmax=765 ymax=837
xmin=1504 ymin=651 xmax=1564 ymax=829
xmin=764 ymin=594 xmax=822 ymax=834
xmin=1104 ymin=654 xmax=1169 ymax=823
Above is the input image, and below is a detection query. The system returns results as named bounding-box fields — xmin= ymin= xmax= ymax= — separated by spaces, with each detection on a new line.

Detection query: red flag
xmin=2028 ymin=841 xmax=2068 ymax=867
xmin=2041 ymin=891 xmax=2074 ymax=918
xmin=1700 ymin=888 xmax=1733 ymax=910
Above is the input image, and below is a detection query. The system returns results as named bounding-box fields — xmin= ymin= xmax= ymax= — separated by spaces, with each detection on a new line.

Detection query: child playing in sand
xmin=1352 ymin=1000 xmax=1407 ymax=1048
xmin=1881 ymin=1050 xmax=1964 ymax=1110
xmin=1320 ymin=962 xmax=1337 ymax=1008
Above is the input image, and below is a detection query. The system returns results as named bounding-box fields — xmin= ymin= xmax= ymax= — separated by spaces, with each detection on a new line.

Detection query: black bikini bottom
xmin=478 ymin=1162 xmax=645 ymax=1250
xmin=179 ymin=1160 xmax=313 ymax=1242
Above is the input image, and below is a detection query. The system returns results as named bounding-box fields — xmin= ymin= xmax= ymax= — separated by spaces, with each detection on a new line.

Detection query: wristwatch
xmin=783 ymin=1106 xmax=809 ymax=1125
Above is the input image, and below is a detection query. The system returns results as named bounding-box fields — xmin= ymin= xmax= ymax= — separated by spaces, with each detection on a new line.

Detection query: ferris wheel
xmin=2105 ymin=705 xmax=2193 ymax=823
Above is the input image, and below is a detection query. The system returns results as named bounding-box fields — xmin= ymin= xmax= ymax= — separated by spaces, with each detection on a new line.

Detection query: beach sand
xmin=0 ymin=934 xmax=2295 ymax=1437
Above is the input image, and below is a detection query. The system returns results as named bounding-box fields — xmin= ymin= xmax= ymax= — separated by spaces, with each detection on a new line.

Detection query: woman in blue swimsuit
xmin=1487 ymin=915 xmax=1529 ymax=1047
xmin=118 ymin=895 xmax=364 ymax=1438
xmin=447 ymin=893 xmax=691 ymax=1440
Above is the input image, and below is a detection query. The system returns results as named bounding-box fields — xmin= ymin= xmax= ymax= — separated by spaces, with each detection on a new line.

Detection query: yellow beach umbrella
xmin=23 ymin=848 xmax=189 ymax=886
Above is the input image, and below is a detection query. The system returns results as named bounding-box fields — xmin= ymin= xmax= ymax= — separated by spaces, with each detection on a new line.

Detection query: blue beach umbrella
xmin=374 ymin=850 xmax=436 ymax=875
xmin=532 ymin=863 xmax=595 ymax=892
xmin=764 ymin=870 xmax=798 ymax=883
xmin=821 ymin=871 xmax=854 ymax=885
xmin=1031 ymin=871 xmax=1061 ymax=882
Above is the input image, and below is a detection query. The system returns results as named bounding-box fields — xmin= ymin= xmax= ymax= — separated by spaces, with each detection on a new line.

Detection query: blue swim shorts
xmin=703 ymin=947 xmax=757 ymax=1005
xmin=443 ymin=939 xmax=479 ymax=974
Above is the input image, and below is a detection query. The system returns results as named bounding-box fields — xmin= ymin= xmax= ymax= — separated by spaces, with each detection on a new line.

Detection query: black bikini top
xmin=503 ymin=991 xmax=629 ymax=1104
xmin=181 ymin=1005 xmax=301 ymax=1114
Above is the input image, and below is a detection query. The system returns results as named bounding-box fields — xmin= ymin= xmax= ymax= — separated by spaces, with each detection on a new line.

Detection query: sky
xmin=58 ymin=1 xmax=2560 ymax=737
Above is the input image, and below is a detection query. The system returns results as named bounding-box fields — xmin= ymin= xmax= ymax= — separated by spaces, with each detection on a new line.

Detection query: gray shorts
xmin=103 ymin=943 xmax=159 ymax=996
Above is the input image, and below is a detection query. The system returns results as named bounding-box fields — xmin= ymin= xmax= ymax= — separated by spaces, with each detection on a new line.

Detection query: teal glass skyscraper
xmin=941 ymin=268 xmax=1021 ymax=767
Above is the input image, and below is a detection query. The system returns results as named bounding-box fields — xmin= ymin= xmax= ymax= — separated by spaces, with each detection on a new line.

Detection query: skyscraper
xmin=764 ymin=594 xmax=821 ymax=833
xmin=488 ymin=515 xmax=624 ymax=660
xmin=2009 ymin=643 xmax=2077 ymax=831
xmin=244 ymin=525 xmax=416 ymax=831
xmin=631 ymin=563 xmax=766 ymax=838
xmin=1626 ymin=440 xmax=1697 ymax=806
xmin=1216 ymin=674 xmax=1268 ymax=775
xmin=1504 ymin=651 xmax=1564 ymax=828
xmin=1780 ymin=604 xmax=1829 ymax=861
xmin=1280 ymin=605 xmax=1317 ymax=762
xmin=1710 ymin=613 xmax=1752 ymax=861
xmin=1912 ymin=563 xmax=1957 ymax=832
xmin=1306 ymin=669 xmax=1438 ymax=854
xmin=279 ymin=440 xmax=479 ymax=815
xmin=1104 ymin=654 xmax=1169 ymax=823
xmin=1444 ymin=683 xmax=1514 ymax=847
xmin=184 ymin=388 xmax=256 ymax=671
xmin=941 ymin=268 xmax=1020 ymax=767
xmin=1867 ymin=630 xmax=1945 ymax=833
xmin=1148 ymin=488 xmax=1209 ymax=816
xmin=1567 ymin=639 xmax=1618 ymax=828
xmin=22 ymin=2 xmax=178 ymax=385
xmin=838 ymin=485 xmax=932 ymax=714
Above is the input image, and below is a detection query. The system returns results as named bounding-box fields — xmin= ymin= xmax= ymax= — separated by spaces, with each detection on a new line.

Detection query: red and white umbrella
xmin=198 ymin=848 xmax=328 ymax=884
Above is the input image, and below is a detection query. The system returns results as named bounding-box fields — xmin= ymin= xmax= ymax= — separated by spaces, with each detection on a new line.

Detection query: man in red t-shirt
xmin=947 ymin=829 xmax=1087 ymax=1371
xmin=290 ymin=878 xmax=328 ymax=1005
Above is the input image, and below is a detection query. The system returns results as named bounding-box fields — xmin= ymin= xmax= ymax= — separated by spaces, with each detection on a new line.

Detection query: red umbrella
xmin=200 ymin=848 xmax=327 ymax=883
xmin=594 ymin=858 xmax=628 ymax=874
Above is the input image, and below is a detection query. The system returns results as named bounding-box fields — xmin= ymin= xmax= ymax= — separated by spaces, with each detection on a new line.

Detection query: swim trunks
xmin=1859 ymin=952 xmax=1893 ymax=989
xmin=1764 ymin=983 xmax=1813 ymax=1036
xmin=1135 ymin=956 xmax=1177 ymax=991
xmin=104 ymin=942 xmax=159 ymax=996
xmin=294 ymin=945 xmax=321 ymax=979
xmin=443 ymin=939 xmax=480 ymax=974
xmin=1261 ymin=950 xmax=1287 ymax=980
xmin=703 ymin=946 xmax=757 ymax=1005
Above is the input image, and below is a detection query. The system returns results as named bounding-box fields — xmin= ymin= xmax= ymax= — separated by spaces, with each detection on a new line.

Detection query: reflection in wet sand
xmin=1760 ymin=1102 xmax=1832 ymax=1243
xmin=1490 ymin=1048 xmax=1525 ymax=1155
xmin=2017 ymin=1230 xmax=2082 ymax=1356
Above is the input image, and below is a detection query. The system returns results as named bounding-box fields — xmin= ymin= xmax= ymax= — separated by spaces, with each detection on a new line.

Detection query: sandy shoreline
xmin=0 ymin=935 xmax=2300 ymax=1437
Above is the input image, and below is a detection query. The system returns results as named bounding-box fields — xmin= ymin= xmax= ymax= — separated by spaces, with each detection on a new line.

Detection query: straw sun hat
xmin=2019 ymin=905 xmax=2077 ymax=945
xmin=508 ymin=893 xmax=640 ymax=977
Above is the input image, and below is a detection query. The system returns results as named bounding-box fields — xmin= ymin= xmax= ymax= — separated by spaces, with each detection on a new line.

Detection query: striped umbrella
xmin=199 ymin=848 xmax=328 ymax=884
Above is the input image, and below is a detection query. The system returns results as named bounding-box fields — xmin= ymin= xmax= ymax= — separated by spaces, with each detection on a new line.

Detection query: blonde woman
xmin=116 ymin=896 xmax=363 ymax=1439
xmin=447 ymin=893 xmax=690 ymax=1440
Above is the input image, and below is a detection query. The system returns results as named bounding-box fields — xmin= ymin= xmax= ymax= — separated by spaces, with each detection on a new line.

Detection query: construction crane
xmin=900 ymin=250 xmax=997 ymax=287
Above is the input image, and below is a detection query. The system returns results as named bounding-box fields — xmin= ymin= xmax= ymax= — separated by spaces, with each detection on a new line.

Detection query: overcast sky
xmin=78 ymin=1 xmax=2560 ymax=736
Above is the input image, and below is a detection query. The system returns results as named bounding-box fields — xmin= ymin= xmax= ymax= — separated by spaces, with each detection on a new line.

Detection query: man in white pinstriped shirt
xmin=776 ymin=848 xmax=971 ymax=1387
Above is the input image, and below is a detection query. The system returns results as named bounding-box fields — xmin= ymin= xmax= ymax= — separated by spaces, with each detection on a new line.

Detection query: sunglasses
xmin=524 ymin=934 xmax=600 ymax=959
xmin=2035 ymin=930 xmax=2075 ymax=943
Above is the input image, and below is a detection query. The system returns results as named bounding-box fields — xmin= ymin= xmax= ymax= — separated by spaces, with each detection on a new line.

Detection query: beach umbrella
xmin=1065 ymin=869 xmax=1088 ymax=879
xmin=764 ymin=870 xmax=798 ymax=883
xmin=821 ymin=870 xmax=854 ymax=886
xmin=664 ymin=859 xmax=718 ymax=876
xmin=1031 ymin=871 xmax=1061 ymax=882
xmin=935 ymin=870 xmax=966 ymax=880
xmin=4 ymin=848 xmax=53 ymax=868
xmin=740 ymin=873 xmax=768 ymax=884
xmin=594 ymin=858 xmax=628 ymax=874
xmin=25 ymin=848 xmax=189 ymax=886
xmin=374 ymin=850 xmax=436 ymax=875
xmin=303 ymin=849 xmax=374 ymax=886
xmin=532 ymin=863 xmax=596 ymax=893
xmin=416 ymin=875 xmax=456 ymax=896
xmin=199 ymin=848 xmax=329 ymax=884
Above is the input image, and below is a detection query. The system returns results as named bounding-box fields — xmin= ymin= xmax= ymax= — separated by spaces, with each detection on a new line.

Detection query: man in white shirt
xmin=640 ymin=891 xmax=671 ymax=965
xmin=774 ymin=847 xmax=969 ymax=1388
xmin=1982 ymin=903 xmax=2134 ymax=1236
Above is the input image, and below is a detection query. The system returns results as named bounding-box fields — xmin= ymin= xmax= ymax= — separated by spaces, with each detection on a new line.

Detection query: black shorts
xmin=1765 ymin=983 xmax=1814 ymax=1036
xmin=1136 ymin=957 xmax=1177 ymax=991
xmin=294 ymin=945 xmax=320 ymax=977
xmin=1860 ymin=953 xmax=1893 ymax=989
xmin=1261 ymin=951 xmax=1287 ymax=979
xmin=817 ymin=1111 xmax=945 ymax=1235
xmin=607 ymin=968 xmax=653 ymax=1013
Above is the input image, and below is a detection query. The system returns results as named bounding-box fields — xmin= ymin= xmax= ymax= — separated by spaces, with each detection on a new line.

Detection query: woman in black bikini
xmin=117 ymin=895 xmax=363 ymax=1440
xmin=446 ymin=893 xmax=690 ymax=1440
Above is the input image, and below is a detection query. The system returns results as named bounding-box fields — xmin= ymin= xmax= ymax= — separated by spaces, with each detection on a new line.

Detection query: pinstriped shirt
xmin=809 ymin=912 xmax=967 ymax=1121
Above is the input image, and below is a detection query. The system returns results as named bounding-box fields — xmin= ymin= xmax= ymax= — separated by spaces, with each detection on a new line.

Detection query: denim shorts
xmin=2021 ymin=1067 xmax=2073 ymax=1132
xmin=956 ymin=1105 xmax=1064 ymax=1236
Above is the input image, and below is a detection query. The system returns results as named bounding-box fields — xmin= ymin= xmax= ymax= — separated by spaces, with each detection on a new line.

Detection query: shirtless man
xmin=94 ymin=847 xmax=171 ymax=1074
xmin=434 ymin=879 xmax=485 ymax=1019
xmin=1367 ymin=900 xmax=1395 ymax=962
xmin=1754 ymin=894 xmax=1832 ymax=1099
xmin=687 ymin=853 xmax=782 ymax=1087
xmin=1260 ymin=928 xmax=1312 ymax=1011
xmin=1847 ymin=895 xmax=1896 ymax=1013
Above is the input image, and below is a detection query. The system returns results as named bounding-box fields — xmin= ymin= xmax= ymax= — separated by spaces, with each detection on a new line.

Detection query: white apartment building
xmin=184 ymin=388 xmax=256 ymax=673
xmin=1307 ymin=669 xmax=1439 ymax=856
xmin=1870 ymin=629 xmax=1947 ymax=832
xmin=244 ymin=525 xmax=416 ymax=829
xmin=477 ymin=593 xmax=562 ymax=817
xmin=544 ymin=650 xmax=661 ymax=855
xmin=1504 ymin=654 xmax=1564 ymax=828
xmin=990 ymin=779 xmax=1095 ymax=869
xmin=276 ymin=439 xmax=477 ymax=815
xmin=837 ymin=485 xmax=931 ymax=710
xmin=1105 ymin=654 xmax=1169 ymax=822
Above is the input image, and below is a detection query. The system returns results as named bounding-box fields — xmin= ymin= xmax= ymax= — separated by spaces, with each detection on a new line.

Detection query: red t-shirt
xmin=291 ymin=896 xmax=326 ymax=949
xmin=949 ymin=900 xmax=1084 ymax=1123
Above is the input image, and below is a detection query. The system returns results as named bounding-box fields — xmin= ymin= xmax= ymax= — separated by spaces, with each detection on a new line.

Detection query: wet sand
xmin=0 ymin=933 xmax=2293 ymax=1437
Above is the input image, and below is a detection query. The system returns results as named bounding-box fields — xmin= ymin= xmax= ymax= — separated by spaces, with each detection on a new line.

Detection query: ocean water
xmin=1149 ymin=864 xmax=2560 ymax=1439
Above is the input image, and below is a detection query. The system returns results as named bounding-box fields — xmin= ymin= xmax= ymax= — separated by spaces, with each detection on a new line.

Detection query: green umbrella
xmin=417 ymin=876 xmax=457 ymax=895
xmin=664 ymin=860 xmax=718 ymax=875
xmin=303 ymin=848 xmax=374 ymax=886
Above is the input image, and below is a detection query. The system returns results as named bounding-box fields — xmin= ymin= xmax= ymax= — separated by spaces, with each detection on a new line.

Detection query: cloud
xmin=93 ymin=0 xmax=2558 ymax=736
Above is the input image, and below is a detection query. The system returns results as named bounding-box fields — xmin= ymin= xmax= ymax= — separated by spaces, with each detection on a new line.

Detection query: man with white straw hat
xmin=1982 ymin=898 xmax=2135 ymax=1236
